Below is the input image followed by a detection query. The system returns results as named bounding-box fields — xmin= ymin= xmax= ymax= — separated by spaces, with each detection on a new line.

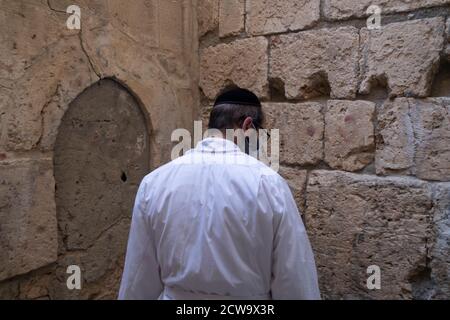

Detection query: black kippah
xmin=214 ymin=88 xmax=261 ymax=107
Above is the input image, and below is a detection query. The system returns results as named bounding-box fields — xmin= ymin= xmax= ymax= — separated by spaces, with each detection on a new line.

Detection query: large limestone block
xmin=376 ymin=98 xmax=415 ymax=174
xmin=325 ymin=100 xmax=375 ymax=171
xmin=219 ymin=0 xmax=245 ymax=37
xmin=306 ymin=170 xmax=432 ymax=299
xmin=376 ymin=98 xmax=450 ymax=181
xmin=270 ymin=27 xmax=359 ymax=100
xmin=323 ymin=0 xmax=450 ymax=20
xmin=200 ymin=37 xmax=269 ymax=99
xmin=0 ymin=159 xmax=57 ymax=281
xmin=198 ymin=0 xmax=219 ymax=37
xmin=263 ymin=103 xmax=323 ymax=166
xmin=360 ymin=18 xmax=445 ymax=98
xmin=246 ymin=0 xmax=320 ymax=35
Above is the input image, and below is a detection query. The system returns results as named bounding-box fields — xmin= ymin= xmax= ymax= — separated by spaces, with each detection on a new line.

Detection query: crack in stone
xmin=35 ymin=84 xmax=60 ymax=149
xmin=0 ymin=83 xmax=13 ymax=90
xmin=65 ymin=217 xmax=130 ymax=253
xmin=78 ymin=32 xmax=101 ymax=80
xmin=46 ymin=0 xmax=66 ymax=14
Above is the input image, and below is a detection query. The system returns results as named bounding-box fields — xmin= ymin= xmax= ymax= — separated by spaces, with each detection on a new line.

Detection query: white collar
xmin=195 ymin=137 xmax=241 ymax=154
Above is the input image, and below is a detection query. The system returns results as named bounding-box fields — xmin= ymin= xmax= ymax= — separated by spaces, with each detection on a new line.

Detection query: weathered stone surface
xmin=306 ymin=170 xmax=432 ymax=299
xmin=0 ymin=1 xmax=76 ymax=84
xmin=246 ymin=0 xmax=320 ymax=35
xmin=0 ymin=91 xmax=11 ymax=150
xmin=278 ymin=167 xmax=308 ymax=214
xmin=1 ymin=0 xmax=198 ymax=166
xmin=1 ymin=0 xmax=449 ymax=301
xmin=158 ymin=0 xmax=185 ymax=53
xmin=0 ymin=80 xmax=152 ymax=300
xmin=323 ymin=0 xmax=450 ymax=20
xmin=0 ymin=215 xmax=130 ymax=299
xmin=263 ymin=103 xmax=323 ymax=166
xmin=0 ymin=278 xmax=19 ymax=299
xmin=446 ymin=18 xmax=450 ymax=60
xmin=108 ymin=0 xmax=160 ymax=49
xmin=429 ymin=183 xmax=450 ymax=299
xmin=219 ymin=0 xmax=244 ymax=37
xmin=0 ymin=159 xmax=57 ymax=281
xmin=325 ymin=100 xmax=375 ymax=171
xmin=270 ymin=27 xmax=359 ymax=99
xmin=54 ymin=79 xmax=149 ymax=250
xmin=18 ymin=271 xmax=53 ymax=300
xmin=376 ymin=98 xmax=450 ymax=181
xmin=200 ymin=37 xmax=269 ymax=99
xmin=360 ymin=18 xmax=445 ymax=98
xmin=446 ymin=17 xmax=450 ymax=40
xmin=0 ymin=1 xmax=95 ymax=152
xmin=48 ymin=219 xmax=130 ymax=299
xmin=447 ymin=47 xmax=450 ymax=62
xmin=4 ymin=37 xmax=98 ymax=151
xmin=198 ymin=0 xmax=219 ymax=37
xmin=50 ymin=0 xmax=184 ymax=52
xmin=376 ymin=98 xmax=415 ymax=174
xmin=81 ymin=23 xmax=198 ymax=168
xmin=414 ymin=99 xmax=450 ymax=181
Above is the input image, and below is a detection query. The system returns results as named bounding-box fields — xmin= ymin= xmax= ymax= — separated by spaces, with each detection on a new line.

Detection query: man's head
xmin=208 ymin=88 xmax=264 ymax=133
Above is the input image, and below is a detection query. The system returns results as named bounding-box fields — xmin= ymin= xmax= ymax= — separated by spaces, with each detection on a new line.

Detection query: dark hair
xmin=208 ymin=103 xmax=264 ymax=130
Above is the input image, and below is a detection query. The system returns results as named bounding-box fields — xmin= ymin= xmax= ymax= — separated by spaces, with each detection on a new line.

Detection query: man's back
xmin=118 ymin=137 xmax=320 ymax=300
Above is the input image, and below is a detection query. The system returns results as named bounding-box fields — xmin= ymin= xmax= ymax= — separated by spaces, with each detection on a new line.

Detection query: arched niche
xmin=53 ymin=78 xmax=150 ymax=299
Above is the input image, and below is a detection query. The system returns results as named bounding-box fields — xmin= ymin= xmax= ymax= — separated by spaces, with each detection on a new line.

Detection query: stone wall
xmin=1 ymin=0 xmax=449 ymax=300
xmin=198 ymin=0 xmax=450 ymax=299
xmin=0 ymin=0 xmax=199 ymax=299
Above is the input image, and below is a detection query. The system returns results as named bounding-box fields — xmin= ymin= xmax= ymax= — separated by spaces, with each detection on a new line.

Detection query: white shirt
xmin=118 ymin=137 xmax=320 ymax=300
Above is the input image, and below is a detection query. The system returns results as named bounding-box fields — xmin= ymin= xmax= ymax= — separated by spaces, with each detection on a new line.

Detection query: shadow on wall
xmin=431 ymin=60 xmax=450 ymax=97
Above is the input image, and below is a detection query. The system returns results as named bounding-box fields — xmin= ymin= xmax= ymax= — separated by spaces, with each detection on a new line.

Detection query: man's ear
xmin=242 ymin=117 xmax=253 ymax=132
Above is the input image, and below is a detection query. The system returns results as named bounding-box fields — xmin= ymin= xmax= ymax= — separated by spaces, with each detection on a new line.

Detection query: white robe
xmin=118 ymin=137 xmax=320 ymax=300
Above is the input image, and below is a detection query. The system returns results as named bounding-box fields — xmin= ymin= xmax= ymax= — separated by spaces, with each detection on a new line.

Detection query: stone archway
xmin=52 ymin=79 xmax=150 ymax=299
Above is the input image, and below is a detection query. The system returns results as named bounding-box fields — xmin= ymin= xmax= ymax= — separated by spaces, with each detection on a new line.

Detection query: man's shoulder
xmin=139 ymin=160 xmax=175 ymax=185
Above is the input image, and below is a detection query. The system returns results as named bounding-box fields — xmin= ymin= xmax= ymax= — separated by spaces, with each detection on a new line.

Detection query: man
xmin=118 ymin=88 xmax=320 ymax=300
